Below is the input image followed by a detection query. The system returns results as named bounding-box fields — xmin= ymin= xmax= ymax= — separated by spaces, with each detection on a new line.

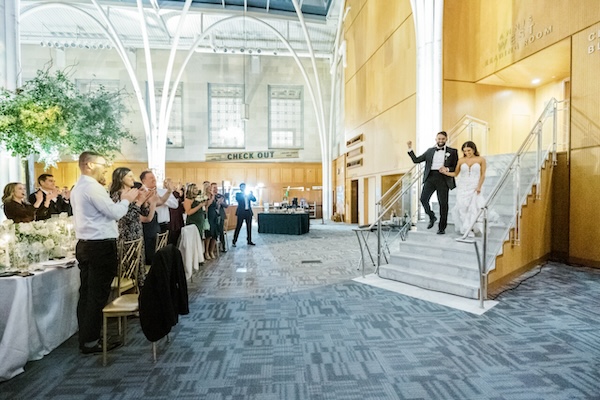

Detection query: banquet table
xmin=0 ymin=263 xmax=80 ymax=381
xmin=257 ymin=212 xmax=310 ymax=235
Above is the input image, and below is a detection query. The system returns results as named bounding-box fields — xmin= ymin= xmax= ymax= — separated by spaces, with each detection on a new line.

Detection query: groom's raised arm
xmin=407 ymin=141 xmax=426 ymax=163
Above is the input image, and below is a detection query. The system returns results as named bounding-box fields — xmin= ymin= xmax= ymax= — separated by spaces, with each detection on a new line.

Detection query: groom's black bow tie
xmin=435 ymin=147 xmax=445 ymax=151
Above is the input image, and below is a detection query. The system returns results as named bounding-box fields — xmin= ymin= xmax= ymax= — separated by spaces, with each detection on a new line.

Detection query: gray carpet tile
xmin=2 ymin=223 xmax=600 ymax=399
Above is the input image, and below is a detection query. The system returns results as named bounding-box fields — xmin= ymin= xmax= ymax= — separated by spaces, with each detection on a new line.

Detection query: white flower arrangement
xmin=0 ymin=213 xmax=75 ymax=269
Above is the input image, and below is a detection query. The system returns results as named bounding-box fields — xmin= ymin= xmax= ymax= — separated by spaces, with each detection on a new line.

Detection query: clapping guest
xmin=202 ymin=181 xmax=216 ymax=259
xmin=28 ymin=174 xmax=70 ymax=220
xmin=70 ymin=151 xmax=138 ymax=355
xmin=110 ymin=167 xmax=156 ymax=286
xmin=165 ymin=178 xmax=185 ymax=245
xmin=183 ymin=183 xmax=208 ymax=257
xmin=2 ymin=182 xmax=48 ymax=223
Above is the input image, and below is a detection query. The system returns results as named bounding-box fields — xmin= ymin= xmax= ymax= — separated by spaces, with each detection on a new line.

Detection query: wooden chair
xmin=111 ymin=237 xmax=143 ymax=297
xmin=102 ymin=238 xmax=143 ymax=366
xmin=155 ymin=230 xmax=169 ymax=252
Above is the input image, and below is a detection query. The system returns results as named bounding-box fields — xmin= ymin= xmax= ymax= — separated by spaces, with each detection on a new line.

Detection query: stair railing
xmin=354 ymin=115 xmax=489 ymax=276
xmin=460 ymin=98 xmax=567 ymax=308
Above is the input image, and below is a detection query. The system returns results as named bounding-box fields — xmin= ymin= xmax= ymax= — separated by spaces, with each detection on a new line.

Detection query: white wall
xmin=20 ymin=45 xmax=332 ymax=164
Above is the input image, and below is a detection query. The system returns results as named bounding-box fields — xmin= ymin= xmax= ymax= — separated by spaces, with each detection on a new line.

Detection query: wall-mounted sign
xmin=484 ymin=16 xmax=553 ymax=67
xmin=205 ymin=150 xmax=300 ymax=162
xmin=588 ymin=29 xmax=600 ymax=54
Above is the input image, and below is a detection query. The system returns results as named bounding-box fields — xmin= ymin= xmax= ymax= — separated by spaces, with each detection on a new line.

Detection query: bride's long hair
xmin=461 ymin=141 xmax=480 ymax=156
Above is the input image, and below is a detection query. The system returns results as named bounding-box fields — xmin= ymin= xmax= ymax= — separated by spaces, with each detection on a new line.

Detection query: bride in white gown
xmin=439 ymin=141 xmax=486 ymax=239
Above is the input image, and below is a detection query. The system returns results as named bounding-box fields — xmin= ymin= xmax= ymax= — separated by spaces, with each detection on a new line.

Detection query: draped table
xmin=257 ymin=212 xmax=310 ymax=235
xmin=0 ymin=263 xmax=80 ymax=381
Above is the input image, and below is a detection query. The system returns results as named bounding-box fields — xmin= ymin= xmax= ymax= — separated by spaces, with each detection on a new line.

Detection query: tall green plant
xmin=0 ymin=68 xmax=136 ymax=168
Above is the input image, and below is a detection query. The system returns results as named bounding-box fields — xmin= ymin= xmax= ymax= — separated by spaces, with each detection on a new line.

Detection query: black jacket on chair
xmin=139 ymin=244 xmax=189 ymax=342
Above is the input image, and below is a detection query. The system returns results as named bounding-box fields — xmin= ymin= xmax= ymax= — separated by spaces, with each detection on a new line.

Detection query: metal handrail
xmin=355 ymin=115 xmax=489 ymax=271
xmin=460 ymin=98 xmax=564 ymax=306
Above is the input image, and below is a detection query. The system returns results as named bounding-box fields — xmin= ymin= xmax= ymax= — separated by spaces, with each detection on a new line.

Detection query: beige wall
xmin=20 ymin=45 xmax=329 ymax=164
xmin=443 ymin=0 xmax=600 ymax=268
xmin=342 ymin=0 xmax=415 ymax=224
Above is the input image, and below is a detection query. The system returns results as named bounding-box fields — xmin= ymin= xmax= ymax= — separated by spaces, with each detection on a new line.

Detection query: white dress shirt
xmin=155 ymin=188 xmax=178 ymax=224
xmin=431 ymin=146 xmax=446 ymax=170
xmin=70 ymin=175 xmax=130 ymax=240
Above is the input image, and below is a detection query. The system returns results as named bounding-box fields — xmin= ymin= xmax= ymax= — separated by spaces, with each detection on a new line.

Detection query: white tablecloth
xmin=0 ymin=265 xmax=80 ymax=381
xmin=178 ymin=225 xmax=204 ymax=280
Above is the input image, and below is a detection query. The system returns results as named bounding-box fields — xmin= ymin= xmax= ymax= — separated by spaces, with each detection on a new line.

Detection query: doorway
xmin=350 ymin=179 xmax=359 ymax=224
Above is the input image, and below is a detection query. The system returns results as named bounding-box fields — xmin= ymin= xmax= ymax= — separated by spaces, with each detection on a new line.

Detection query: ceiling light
xmin=531 ymin=78 xmax=541 ymax=85
xmin=40 ymin=41 xmax=45 ymax=47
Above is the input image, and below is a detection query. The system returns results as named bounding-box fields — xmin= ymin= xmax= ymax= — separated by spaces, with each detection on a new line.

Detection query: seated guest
xmin=2 ymin=182 xmax=48 ymax=222
xmin=110 ymin=167 xmax=156 ymax=286
xmin=29 ymin=173 xmax=70 ymax=219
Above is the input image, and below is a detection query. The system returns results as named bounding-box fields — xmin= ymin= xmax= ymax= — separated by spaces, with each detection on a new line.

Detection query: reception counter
xmin=257 ymin=212 xmax=310 ymax=235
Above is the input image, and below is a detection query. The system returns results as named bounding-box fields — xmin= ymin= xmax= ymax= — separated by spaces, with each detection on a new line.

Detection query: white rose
xmin=31 ymin=242 xmax=45 ymax=254
xmin=38 ymin=228 xmax=50 ymax=237
xmin=18 ymin=223 xmax=33 ymax=234
xmin=2 ymin=219 xmax=14 ymax=227
xmin=43 ymin=239 xmax=56 ymax=250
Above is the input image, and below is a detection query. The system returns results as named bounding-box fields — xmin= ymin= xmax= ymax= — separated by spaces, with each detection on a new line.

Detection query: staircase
xmin=378 ymin=153 xmax=541 ymax=299
xmin=363 ymin=99 xmax=564 ymax=302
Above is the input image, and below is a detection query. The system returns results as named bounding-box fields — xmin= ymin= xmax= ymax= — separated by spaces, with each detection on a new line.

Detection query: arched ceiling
xmin=19 ymin=0 xmax=343 ymax=58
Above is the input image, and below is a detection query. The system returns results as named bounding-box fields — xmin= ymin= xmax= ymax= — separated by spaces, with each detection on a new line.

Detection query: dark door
xmin=351 ymin=179 xmax=359 ymax=224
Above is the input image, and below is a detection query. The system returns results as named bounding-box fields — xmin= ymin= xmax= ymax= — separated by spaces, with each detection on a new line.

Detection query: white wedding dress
xmin=452 ymin=162 xmax=485 ymax=237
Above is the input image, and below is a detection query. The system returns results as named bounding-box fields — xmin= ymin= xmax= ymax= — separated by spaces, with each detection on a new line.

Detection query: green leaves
xmin=0 ymin=68 xmax=136 ymax=168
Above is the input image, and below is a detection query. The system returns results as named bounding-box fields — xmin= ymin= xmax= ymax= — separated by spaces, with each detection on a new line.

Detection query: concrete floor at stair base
xmin=353 ymin=274 xmax=498 ymax=315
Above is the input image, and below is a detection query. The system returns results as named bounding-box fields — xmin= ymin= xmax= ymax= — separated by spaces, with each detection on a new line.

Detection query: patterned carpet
xmin=2 ymin=222 xmax=600 ymax=399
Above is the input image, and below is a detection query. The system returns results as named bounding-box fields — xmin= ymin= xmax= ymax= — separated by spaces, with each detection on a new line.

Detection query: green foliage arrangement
xmin=0 ymin=68 xmax=136 ymax=168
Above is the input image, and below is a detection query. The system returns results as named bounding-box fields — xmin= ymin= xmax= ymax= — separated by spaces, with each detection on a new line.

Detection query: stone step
xmin=388 ymin=249 xmax=480 ymax=279
xmin=379 ymin=263 xmax=480 ymax=299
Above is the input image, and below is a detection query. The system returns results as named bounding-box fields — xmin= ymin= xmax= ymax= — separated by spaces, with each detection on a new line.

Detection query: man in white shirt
xmin=71 ymin=151 xmax=138 ymax=354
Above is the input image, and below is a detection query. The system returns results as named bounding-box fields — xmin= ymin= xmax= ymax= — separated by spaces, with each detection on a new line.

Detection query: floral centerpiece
xmin=0 ymin=214 xmax=76 ymax=270
xmin=0 ymin=67 xmax=136 ymax=168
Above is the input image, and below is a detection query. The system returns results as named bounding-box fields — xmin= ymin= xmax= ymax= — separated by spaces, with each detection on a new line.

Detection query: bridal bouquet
xmin=195 ymin=193 xmax=209 ymax=204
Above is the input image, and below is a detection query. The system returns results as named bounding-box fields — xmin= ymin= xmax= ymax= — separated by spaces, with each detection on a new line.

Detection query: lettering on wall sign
xmin=587 ymin=30 xmax=600 ymax=54
xmin=484 ymin=16 xmax=553 ymax=67
xmin=205 ymin=150 xmax=300 ymax=162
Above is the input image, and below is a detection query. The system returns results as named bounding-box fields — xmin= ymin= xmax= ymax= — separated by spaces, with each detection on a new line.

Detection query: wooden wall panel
xmin=569 ymin=23 xmax=600 ymax=265
xmin=444 ymin=0 xmax=600 ymax=82
xmin=34 ymin=161 xmax=324 ymax=206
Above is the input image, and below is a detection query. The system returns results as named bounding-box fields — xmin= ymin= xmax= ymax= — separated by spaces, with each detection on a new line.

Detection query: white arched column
xmin=0 ymin=0 xmax=24 ymax=214
xmin=410 ymin=0 xmax=444 ymax=152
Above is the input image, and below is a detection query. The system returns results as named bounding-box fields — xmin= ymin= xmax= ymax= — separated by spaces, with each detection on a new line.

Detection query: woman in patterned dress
xmin=109 ymin=167 xmax=156 ymax=286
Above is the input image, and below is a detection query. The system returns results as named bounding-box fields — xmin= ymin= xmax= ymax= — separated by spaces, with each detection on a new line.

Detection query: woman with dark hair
xmin=2 ymin=182 xmax=49 ymax=222
xmin=110 ymin=167 xmax=156 ymax=286
xmin=183 ymin=183 xmax=209 ymax=258
xmin=439 ymin=141 xmax=487 ymax=239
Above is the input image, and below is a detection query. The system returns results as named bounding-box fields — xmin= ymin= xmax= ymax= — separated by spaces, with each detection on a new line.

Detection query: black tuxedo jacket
xmin=28 ymin=191 xmax=70 ymax=220
xmin=408 ymin=146 xmax=459 ymax=190
xmin=235 ymin=192 xmax=256 ymax=216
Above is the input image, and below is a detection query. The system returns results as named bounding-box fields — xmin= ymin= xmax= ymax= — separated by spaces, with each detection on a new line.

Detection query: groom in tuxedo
xmin=407 ymin=131 xmax=459 ymax=234
xmin=232 ymin=182 xmax=257 ymax=246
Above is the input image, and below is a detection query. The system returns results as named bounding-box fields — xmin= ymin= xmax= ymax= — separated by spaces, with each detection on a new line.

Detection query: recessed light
xmin=531 ymin=78 xmax=541 ymax=85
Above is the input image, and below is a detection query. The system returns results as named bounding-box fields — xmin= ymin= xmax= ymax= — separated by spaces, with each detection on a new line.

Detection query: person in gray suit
xmin=407 ymin=131 xmax=459 ymax=234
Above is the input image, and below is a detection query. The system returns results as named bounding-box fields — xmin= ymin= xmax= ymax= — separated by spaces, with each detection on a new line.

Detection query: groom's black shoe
xmin=437 ymin=229 xmax=445 ymax=235
xmin=427 ymin=216 xmax=437 ymax=229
